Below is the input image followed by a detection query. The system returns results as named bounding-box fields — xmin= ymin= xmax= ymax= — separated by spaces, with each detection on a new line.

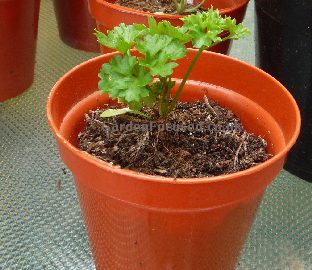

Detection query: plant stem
xmin=159 ymin=77 xmax=169 ymax=117
xmin=169 ymin=46 xmax=205 ymax=112
xmin=166 ymin=77 xmax=173 ymax=101
xmin=181 ymin=0 xmax=186 ymax=12
xmin=172 ymin=0 xmax=186 ymax=14
xmin=172 ymin=0 xmax=180 ymax=14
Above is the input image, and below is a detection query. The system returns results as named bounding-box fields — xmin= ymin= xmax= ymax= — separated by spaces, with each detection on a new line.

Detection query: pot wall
xmin=77 ymin=178 xmax=263 ymax=270
xmin=255 ymin=0 xmax=312 ymax=181
xmin=0 ymin=0 xmax=40 ymax=102
xmin=53 ymin=0 xmax=100 ymax=52
xmin=47 ymin=50 xmax=300 ymax=270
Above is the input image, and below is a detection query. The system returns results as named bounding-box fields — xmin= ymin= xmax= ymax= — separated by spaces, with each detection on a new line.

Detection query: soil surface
xmin=115 ymin=0 xmax=202 ymax=14
xmin=78 ymin=99 xmax=271 ymax=178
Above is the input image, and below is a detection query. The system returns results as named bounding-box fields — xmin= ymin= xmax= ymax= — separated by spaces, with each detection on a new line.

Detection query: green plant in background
xmin=172 ymin=0 xmax=206 ymax=14
xmin=95 ymin=8 xmax=250 ymax=118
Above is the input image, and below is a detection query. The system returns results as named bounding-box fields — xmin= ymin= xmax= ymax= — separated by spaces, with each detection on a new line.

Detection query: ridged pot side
xmin=47 ymin=50 xmax=300 ymax=270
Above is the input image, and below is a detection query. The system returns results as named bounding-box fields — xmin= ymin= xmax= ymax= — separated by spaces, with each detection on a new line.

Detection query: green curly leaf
xmin=95 ymin=24 xmax=147 ymax=54
xmin=136 ymin=34 xmax=186 ymax=77
xmin=222 ymin=17 xmax=251 ymax=39
xmin=147 ymin=17 xmax=191 ymax=44
xmin=181 ymin=8 xmax=250 ymax=49
xmin=98 ymin=54 xmax=153 ymax=105
xmin=181 ymin=9 xmax=224 ymax=48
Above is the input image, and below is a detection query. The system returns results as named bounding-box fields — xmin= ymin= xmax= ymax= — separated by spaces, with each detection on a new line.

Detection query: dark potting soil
xmin=78 ymin=99 xmax=271 ymax=178
xmin=115 ymin=0 xmax=202 ymax=14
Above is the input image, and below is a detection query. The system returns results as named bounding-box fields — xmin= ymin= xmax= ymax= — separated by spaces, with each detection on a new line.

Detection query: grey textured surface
xmin=0 ymin=0 xmax=311 ymax=269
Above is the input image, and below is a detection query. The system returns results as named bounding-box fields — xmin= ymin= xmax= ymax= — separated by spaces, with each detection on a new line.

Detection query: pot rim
xmin=47 ymin=49 xmax=301 ymax=185
xmin=94 ymin=0 xmax=250 ymax=20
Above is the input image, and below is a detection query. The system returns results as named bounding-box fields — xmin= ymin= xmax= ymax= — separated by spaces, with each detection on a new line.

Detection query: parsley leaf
xmin=95 ymin=24 xmax=147 ymax=54
xmin=147 ymin=17 xmax=191 ymax=44
xmin=98 ymin=54 xmax=153 ymax=105
xmin=136 ymin=34 xmax=187 ymax=77
xmin=181 ymin=10 xmax=224 ymax=48
xmin=222 ymin=17 xmax=251 ymax=39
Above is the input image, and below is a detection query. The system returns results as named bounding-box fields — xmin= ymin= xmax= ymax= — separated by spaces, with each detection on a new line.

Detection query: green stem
xmin=166 ymin=77 xmax=173 ymax=101
xmin=169 ymin=46 xmax=205 ymax=112
xmin=166 ymin=35 xmax=231 ymax=113
xmin=159 ymin=77 xmax=169 ymax=117
xmin=172 ymin=0 xmax=178 ymax=6
xmin=181 ymin=0 xmax=186 ymax=13
xmin=172 ymin=0 xmax=180 ymax=14
xmin=172 ymin=0 xmax=187 ymax=14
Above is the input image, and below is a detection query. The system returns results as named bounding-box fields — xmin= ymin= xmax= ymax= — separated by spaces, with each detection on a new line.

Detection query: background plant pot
xmin=194 ymin=0 xmax=249 ymax=22
xmin=255 ymin=0 xmax=312 ymax=181
xmin=0 ymin=0 xmax=40 ymax=102
xmin=88 ymin=0 xmax=249 ymax=54
xmin=53 ymin=0 xmax=100 ymax=52
xmin=47 ymin=50 xmax=300 ymax=270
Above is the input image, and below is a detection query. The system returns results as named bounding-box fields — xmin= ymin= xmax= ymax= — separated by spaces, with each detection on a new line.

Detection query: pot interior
xmin=59 ymin=81 xmax=285 ymax=158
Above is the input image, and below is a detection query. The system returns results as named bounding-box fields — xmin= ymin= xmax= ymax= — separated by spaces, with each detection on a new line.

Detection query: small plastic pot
xmin=255 ymin=0 xmax=312 ymax=181
xmin=53 ymin=0 xmax=100 ymax=52
xmin=88 ymin=0 xmax=249 ymax=54
xmin=47 ymin=50 xmax=300 ymax=270
xmin=0 ymin=0 xmax=40 ymax=102
xmin=195 ymin=0 xmax=249 ymax=22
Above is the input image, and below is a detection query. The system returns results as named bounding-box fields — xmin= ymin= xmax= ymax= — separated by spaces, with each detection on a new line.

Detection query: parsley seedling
xmin=95 ymin=8 xmax=249 ymax=118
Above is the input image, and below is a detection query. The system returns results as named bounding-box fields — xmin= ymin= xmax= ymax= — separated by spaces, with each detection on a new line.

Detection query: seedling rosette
xmin=95 ymin=8 xmax=250 ymax=118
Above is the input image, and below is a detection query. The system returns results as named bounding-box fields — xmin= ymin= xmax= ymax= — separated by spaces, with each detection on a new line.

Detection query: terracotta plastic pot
xmin=195 ymin=0 xmax=249 ymax=23
xmin=47 ymin=50 xmax=300 ymax=270
xmin=53 ymin=0 xmax=100 ymax=52
xmin=255 ymin=0 xmax=312 ymax=181
xmin=88 ymin=0 xmax=249 ymax=54
xmin=0 ymin=0 xmax=40 ymax=102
